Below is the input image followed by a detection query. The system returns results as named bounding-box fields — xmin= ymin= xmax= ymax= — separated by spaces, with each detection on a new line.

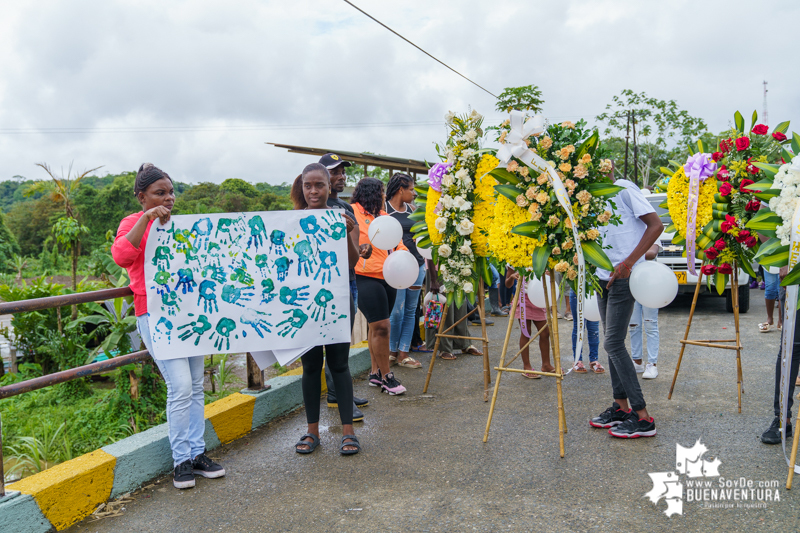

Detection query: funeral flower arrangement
xmin=412 ymin=110 xmax=495 ymax=308
xmin=487 ymin=118 xmax=621 ymax=292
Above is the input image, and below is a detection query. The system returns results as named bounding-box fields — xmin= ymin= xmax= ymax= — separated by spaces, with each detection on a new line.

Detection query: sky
xmin=0 ymin=0 xmax=797 ymax=186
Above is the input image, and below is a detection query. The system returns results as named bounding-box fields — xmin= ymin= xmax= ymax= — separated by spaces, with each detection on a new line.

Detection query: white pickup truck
xmin=647 ymin=191 xmax=750 ymax=313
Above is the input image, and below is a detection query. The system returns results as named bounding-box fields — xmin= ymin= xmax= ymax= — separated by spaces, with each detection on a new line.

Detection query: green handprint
xmin=300 ymin=215 xmax=328 ymax=245
xmin=230 ymin=264 xmax=254 ymax=286
xmin=275 ymin=256 xmax=293 ymax=282
xmin=177 ymin=314 xmax=212 ymax=345
xmin=152 ymin=270 xmax=172 ymax=295
xmin=255 ymin=254 xmax=270 ymax=275
xmin=221 ymin=284 xmax=254 ymax=307
xmin=294 ymin=239 xmax=317 ymax=277
xmin=247 ymin=215 xmax=267 ymax=250
xmin=161 ymin=291 xmax=181 ymax=316
xmin=153 ymin=246 xmax=174 ymax=270
xmin=261 ymin=278 xmax=276 ymax=304
xmin=322 ymin=210 xmax=347 ymax=240
xmin=277 ymin=308 xmax=308 ymax=338
xmin=210 ymin=317 xmax=236 ymax=351
xmin=279 ymin=285 xmax=310 ymax=306
xmin=202 ymin=264 xmax=227 ymax=284
xmin=307 ymin=288 xmax=335 ymax=321
xmin=215 ymin=217 xmax=245 ymax=245
xmin=197 ymin=280 xmax=219 ymax=314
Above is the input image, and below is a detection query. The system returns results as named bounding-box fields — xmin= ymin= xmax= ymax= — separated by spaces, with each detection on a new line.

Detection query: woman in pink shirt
xmin=112 ymin=163 xmax=225 ymax=489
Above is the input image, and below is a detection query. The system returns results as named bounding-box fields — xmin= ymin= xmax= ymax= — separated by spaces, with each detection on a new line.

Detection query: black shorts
xmin=355 ymin=275 xmax=397 ymax=323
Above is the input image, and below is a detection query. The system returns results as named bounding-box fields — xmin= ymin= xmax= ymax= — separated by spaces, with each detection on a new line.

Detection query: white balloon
xmin=526 ymin=274 xmax=558 ymax=308
xmin=583 ymin=293 xmax=601 ymax=321
xmin=629 ymin=261 xmax=678 ymax=309
xmin=383 ymin=250 xmax=419 ymax=289
xmin=368 ymin=215 xmax=403 ymax=250
xmin=416 ymin=236 xmax=433 ymax=260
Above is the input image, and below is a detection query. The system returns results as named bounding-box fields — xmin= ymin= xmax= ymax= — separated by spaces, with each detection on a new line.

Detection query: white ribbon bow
xmin=496 ymin=110 xmax=545 ymax=167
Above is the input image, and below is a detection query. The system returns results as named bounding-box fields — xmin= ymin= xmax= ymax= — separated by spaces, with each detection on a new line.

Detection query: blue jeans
xmin=630 ymin=302 xmax=659 ymax=364
xmin=569 ymin=289 xmax=599 ymax=363
xmin=489 ymin=264 xmax=500 ymax=289
xmin=390 ymin=264 xmax=425 ymax=353
xmin=137 ymin=314 xmax=206 ymax=467
xmin=764 ymin=271 xmax=779 ymax=300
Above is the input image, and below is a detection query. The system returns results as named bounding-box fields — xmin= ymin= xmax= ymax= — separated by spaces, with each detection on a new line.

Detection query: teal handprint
xmin=153 ymin=317 xmax=173 ymax=344
xmin=261 ymin=278 xmax=277 ymax=304
xmin=300 ymin=215 xmax=328 ymax=245
xmin=275 ymin=256 xmax=293 ymax=282
xmin=202 ymin=264 xmax=226 ymax=284
xmin=198 ymin=280 xmax=219 ymax=314
xmin=307 ymin=288 xmax=335 ymax=321
xmin=161 ymin=291 xmax=181 ymax=316
xmin=221 ymin=284 xmax=255 ymax=307
xmin=152 ymin=246 xmax=174 ymax=270
xmin=247 ymin=215 xmax=267 ymax=250
xmin=277 ymin=308 xmax=308 ymax=338
xmin=152 ymin=270 xmax=172 ymax=296
xmin=215 ymin=217 xmax=245 ymax=245
xmin=177 ymin=314 xmax=212 ymax=345
xmin=322 ymin=210 xmax=347 ymax=240
xmin=191 ymin=217 xmax=213 ymax=250
xmin=175 ymin=268 xmax=196 ymax=294
xmin=313 ymin=251 xmax=340 ymax=283
xmin=240 ymin=309 xmax=273 ymax=338
xmin=269 ymin=229 xmax=287 ymax=256
xmin=229 ymin=264 xmax=254 ymax=286
xmin=210 ymin=317 xmax=236 ymax=351
xmin=279 ymin=285 xmax=310 ymax=306
xmin=294 ymin=239 xmax=317 ymax=277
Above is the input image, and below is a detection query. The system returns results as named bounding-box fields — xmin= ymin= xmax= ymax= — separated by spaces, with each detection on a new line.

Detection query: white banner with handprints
xmin=143 ymin=210 xmax=351 ymax=359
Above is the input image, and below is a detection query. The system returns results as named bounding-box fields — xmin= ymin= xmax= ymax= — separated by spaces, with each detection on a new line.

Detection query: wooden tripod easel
xmin=669 ymin=265 xmax=744 ymax=412
xmin=423 ymin=283 xmax=491 ymax=400
xmin=483 ymin=274 xmax=567 ymax=457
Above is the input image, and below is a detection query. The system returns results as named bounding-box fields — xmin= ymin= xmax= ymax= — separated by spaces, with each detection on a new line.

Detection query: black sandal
xmin=295 ymin=433 xmax=320 ymax=454
xmin=340 ymin=435 xmax=361 ymax=455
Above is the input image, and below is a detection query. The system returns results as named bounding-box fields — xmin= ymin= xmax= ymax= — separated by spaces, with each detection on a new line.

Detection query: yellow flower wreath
xmin=488 ymin=194 xmax=546 ymax=269
xmin=667 ymin=167 xmax=718 ymax=239
xmin=425 ymin=187 xmax=443 ymax=245
xmin=471 ymin=153 xmax=499 ymax=257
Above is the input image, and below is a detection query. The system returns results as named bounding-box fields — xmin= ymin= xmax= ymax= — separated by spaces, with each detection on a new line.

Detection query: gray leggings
xmin=598 ymin=278 xmax=647 ymax=412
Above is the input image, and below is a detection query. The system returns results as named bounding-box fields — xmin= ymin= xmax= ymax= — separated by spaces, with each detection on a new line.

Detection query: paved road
xmin=68 ymin=291 xmax=799 ymax=532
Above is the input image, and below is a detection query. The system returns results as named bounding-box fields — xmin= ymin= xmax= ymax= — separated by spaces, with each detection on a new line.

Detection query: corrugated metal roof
xmin=267 ymin=143 xmax=429 ymax=173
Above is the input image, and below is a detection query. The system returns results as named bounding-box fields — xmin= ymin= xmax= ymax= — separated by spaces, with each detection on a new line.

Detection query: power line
xmin=342 ymin=0 xmax=498 ymax=99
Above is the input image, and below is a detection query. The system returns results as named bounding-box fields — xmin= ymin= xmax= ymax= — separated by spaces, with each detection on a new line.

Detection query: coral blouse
xmin=352 ymin=202 xmax=408 ymax=279
xmin=111 ymin=212 xmax=152 ymax=316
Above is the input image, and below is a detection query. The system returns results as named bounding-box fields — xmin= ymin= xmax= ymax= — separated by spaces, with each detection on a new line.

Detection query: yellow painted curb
xmin=8 ymin=449 xmax=116 ymax=531
xmin=204 ymin=392 xmax=256 ymax=444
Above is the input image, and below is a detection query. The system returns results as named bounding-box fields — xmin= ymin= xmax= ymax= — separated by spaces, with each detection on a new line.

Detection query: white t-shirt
xmin=596 ymin=179 xmax=657 ymax=281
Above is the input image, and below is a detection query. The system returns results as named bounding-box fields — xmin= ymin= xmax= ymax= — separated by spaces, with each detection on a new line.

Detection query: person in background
xmin=318 ymin=153 xmax=371 ymax=422
xmin=385 ymin=173 xmax=424 ymax=369
xmin=488 ymin=264 xmax=508 ymax=317
xmin=351 ymin=178 xmax=408 ymax=395
xmin=291 ymin=163 xmax=361 ymax=455
xmin=569 ymin=287 xmax=602 ymax=373
xmin=589 ymin=166 xmax=662 ymax=438
xmin=426 ymin=259 xmax=483 ymax=360
xmin=505 ymin=267 xmax=552 ymax=378
xmin=759 ymin=267 xmax=783 ymax=333
xmin=629 ymin=243 xmax=661 ymax=379
xmin=112 ymin=163 xmax=225 ymax=489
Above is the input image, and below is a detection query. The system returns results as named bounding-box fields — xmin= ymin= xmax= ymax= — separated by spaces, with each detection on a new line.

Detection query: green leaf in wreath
xmin=715 ymin=272 xmax=727 ymax=295
xmin=737 ymin=252 xmax=757 ymax=278
xmin=686 ymin=143 xmax=695 ymax=156
xmin=744 ymin=178 xmax=777 ymax=192
xmin=494 ymin=183 xmax=524 ymax=202
xmin=758 ymin=249 xmax=789 ymax=267
xmin=745 ymin=209 xmax=782 ymax=232
xmin=489 ymin=168 xmax=521 ymax=186
xmin=531 ymin=245 xmax=552 ymax=278
xmin=792 ymin=132 xmax=800 ymax=155
xmin=581 ymin=240 xmax=614 ymax=271
xmin=754 ymin=238 xmax=786 ymax=260
xmin=734 ymin=110 xmax=745 ymax=132
xmin=660 ymin=166 xmax=674 ymax=177
xmin=511 ymin=221 xmax=542 ymax=238
xmin=713 ymin=194 xmax=731 ymax=203
xmin=665 ymin=223 xmax=677 ymax=233
xmin=408 ymin=209 xmax=426 ymax=222
xmin=416 ymin=236 xmax=432 ymax=248
xmin=575 ymin=130 xmax=600 ymax=160
xmin=697 ymin=139 xmax=705 ymax=154
xmin=751 ymin=163 xmax=780 ymax=179
xmin=752 ymin=189 xmax=780 ymax=202
xmin=780 ymin=262 xmax=800 ymax=287
xmin=586 ymin=182 xmax=624 ymax=198
xmin=658 ymin=199 xmax=669 ymax=209
xmin=455 ymin=288 xmax=465 ymax=309
xmin=772 ymin=120 xmax=791 ymax=135
xmin=410 ymin=220 xmax=428 ymax=234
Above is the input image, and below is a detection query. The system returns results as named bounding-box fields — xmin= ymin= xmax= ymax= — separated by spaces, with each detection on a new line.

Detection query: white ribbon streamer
xmin=780 ymin=203 xmax=800 ymax=474
xmin=496 ymin=110 xmax=586 ymax=375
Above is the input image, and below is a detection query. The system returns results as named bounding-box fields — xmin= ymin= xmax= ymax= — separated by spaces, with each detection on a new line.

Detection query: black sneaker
xmin=173 ymin=459 xmax=195 ymax=489
xmin=381 ymin=372 xmax=407 ymax=395
xmin=608 ymin=416 xmax=657 ymax=438
xmin=327 ymin=394 xmax=369 ymax=408
xmin=761 ymin=417 xmax=793 ymax=445
xmin=192 ymin=452 xmax=226 ymax=479
xmin=590 ymin=402 xmax=635 ymax=428
xmin=368 ymin=370 xmax=382 ymax=387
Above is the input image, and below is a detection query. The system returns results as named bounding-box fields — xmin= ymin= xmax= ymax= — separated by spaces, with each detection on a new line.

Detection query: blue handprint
xmin=307 ymin=288 xmax=336 ymax=322
xmin=294 ymin=239 xmax=317 ymax=277
xmin=277 ymin=308 xmax=308 ymax=338
xmin=279 ymin=285 xmax=310 ymax=306
xmin=240 ymin=309 xmax=273 ymax=338
xmin=161 ymin=291 xmax=181 ymax=316
xmin=209 ymin=317 xmax=237 ymax=351
xmin=247 ymin=215 xmax=267 ymax=251
xmin=177 ymin=314 xmax=212 ymax=346
xmin=229 ymin=264 xmax=254 ymax=286
xmin=313 ymin=250 xmax=341 ymax=283
xmin=153 ymin=317 xmax=173 ymax=344
xmin=300 ymin=215 xmax=328 ymax=245
xmin=322 ymin=210 xmax=347 ymax=240
xmin=260 ymin=278 xmax=277 ymax=304
xmin=191 ymin=218 xmax=213 ymax=251
xmin=175 ymin=268 xmax=197 ymax=294
xmin=221 ymin=284 xmax=255 ymax=307
xmin=269 ymin=229 xmax=287 ymax=256
xmin=197 ymin=280 xmax=219 ymax=314
xmin=152 ymin=246 xmax=174 ymax=270
xmin=255 ymin=254 xmax=270 ymax=276
xmin=152 ymin=270 xmax=172 ymax=296
xmin=202 ymin=264 xmax=227 ymax=284
xmin=275 ymin=256 xmax=293 ymax=282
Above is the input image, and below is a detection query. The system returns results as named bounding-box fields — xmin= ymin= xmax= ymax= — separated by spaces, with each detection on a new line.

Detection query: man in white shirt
xmin=589 ymin=170 xmax=663 ymax=438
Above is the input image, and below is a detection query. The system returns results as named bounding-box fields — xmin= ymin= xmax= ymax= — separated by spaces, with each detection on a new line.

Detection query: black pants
xmin=773 ymin=314 xmax=800 ymax=419
xmin=411 ymin=292 xmax=423 ymax=348
xmin=302 ymin=343 xmax=353 ymax=425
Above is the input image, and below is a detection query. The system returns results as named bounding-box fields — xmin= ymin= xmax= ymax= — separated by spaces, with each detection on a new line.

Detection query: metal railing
xmin=0 ymin=286 xmax=269 ymax=497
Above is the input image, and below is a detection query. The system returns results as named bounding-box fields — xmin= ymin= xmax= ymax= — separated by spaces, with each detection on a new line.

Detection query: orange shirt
xmin=352 ymin=202 xmax=408 ymax=279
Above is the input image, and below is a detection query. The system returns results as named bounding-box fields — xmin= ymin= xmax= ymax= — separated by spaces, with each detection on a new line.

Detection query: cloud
xmin=0 ymin=0 xmax=797 ymax=185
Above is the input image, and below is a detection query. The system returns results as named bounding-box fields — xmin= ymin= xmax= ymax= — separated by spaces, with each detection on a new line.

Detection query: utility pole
xmin=763 ymin=80 xmax=769 ymax=126
xmin=624 ymin=111 xmax=630 ymax=180
xmin=632 ymin=110 xmax=639 ymax=188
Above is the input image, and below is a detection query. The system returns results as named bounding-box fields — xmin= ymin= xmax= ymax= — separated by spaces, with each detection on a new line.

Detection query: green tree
xmin=220 ymin=178 xmax=259 ymax=198
xmin=0 ymin=212 xmax=21 ymax=272
xmin=596 ymin=90 xmax=708 ymax=186
xmin=494 ymin=85 xmax=545 ymax=113
xmin=5 ymin=196 xmax=62 ymax=257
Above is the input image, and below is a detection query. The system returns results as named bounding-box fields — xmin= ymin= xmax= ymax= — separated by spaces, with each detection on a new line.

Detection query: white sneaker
xmin=643 ymin=363 xmax=658 ymax=379
xmin=633 ymin=361 xmax=645 ymax=373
